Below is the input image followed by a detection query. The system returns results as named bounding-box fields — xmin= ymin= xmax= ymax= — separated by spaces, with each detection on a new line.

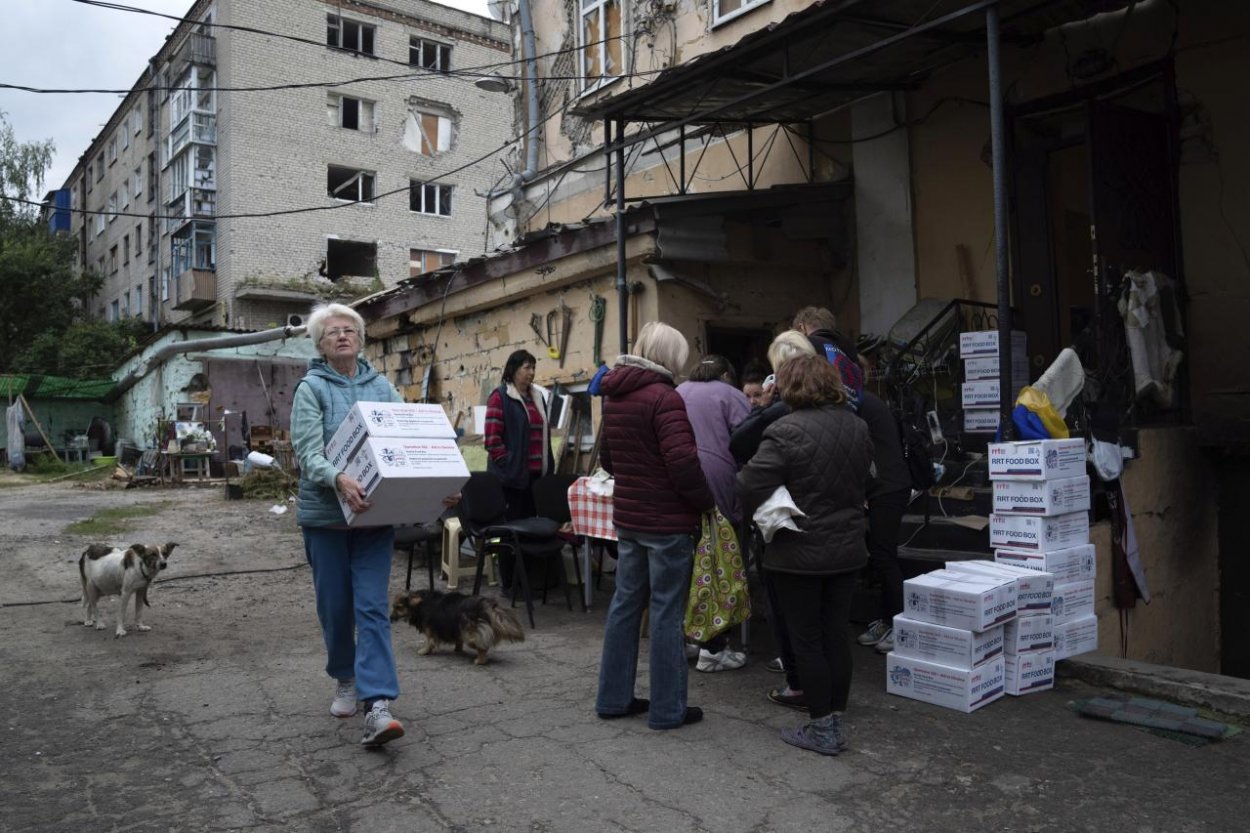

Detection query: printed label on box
xmin=338 ymin=437 xmax=469 ymax=527
xmin=988 ymin=438 xmax=1086 ymax=481
xmin=904 ymin=570 xmax=1017 ymax=631
xmin=993 ymin=476 xmax=1091 ymax=516
xmin=885 ymin=654 xmax=1006 ymax=713
xmin=959 ymin=330 xmax=1028 ymax=359
xmin=892 ymin=615 xmax=1004 ymax=670
xmin=964 ymin=354 xmax=1030 ymax=381
xmin=1051 ymin=579 xmax=1096 ymax=624
xmin=1005 ymin=651 xmax=1055 ymax=695
xmin=964 ymin=408 xmax=1001 ymax=433
xmin=990 ymin=512 xmax=1090 ymax=552
xmin=1053 ymin=614 xmax=1099 ymax=660
xmin=1004 ymin=613 xmax=1054 ymax=653
xmin=995 ymin=544 xmax=1096 ymax=584
xmin=326 ymin=402 xmax=457 ymax=469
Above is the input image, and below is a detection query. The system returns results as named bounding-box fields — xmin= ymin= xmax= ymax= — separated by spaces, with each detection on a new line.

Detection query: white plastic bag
xmin=753 ymin=485 xmax=806 ymax=543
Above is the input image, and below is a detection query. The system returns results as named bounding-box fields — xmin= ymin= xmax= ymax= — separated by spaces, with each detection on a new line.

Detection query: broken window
xmin=404 ymin=108 xmax=453 ymax=156
xmin=326 ymin=13 xmax=375 ymax=55
xmin=409 ymin=248 xmax=457 ymax=278
xmin=409 ymin=180 xmax=452 ymax=216
xmin=327 ymin=166 xmax=375 ymax=203
xmin=171 ymin=222 xmax=215 ymax=275
xmin=327 ymin=94 xmax=376 ymax=132
xmin=325 ymin=238 xmax=377 ymax=280
xmin=409 ymin=37 xmax=451 ymax=72
xmin=713 ymin=0 xmax=770 ymax=26
xmin=579 ymin=0 xmax=621 ymax=91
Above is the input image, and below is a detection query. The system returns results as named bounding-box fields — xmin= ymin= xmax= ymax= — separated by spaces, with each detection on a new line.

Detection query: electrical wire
xmin=22 ymin=0 xmax=673 ymax=94
xmin=4 ymin=82 xmax=587 ymax=222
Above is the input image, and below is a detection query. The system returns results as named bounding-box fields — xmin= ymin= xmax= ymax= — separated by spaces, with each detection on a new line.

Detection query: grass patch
xmin=66 ymin=503 xmax=171 ymax=536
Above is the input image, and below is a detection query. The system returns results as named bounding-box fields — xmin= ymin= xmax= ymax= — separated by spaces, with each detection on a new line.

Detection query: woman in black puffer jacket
xmin=737 ymin=353 xmax=872 ymax=756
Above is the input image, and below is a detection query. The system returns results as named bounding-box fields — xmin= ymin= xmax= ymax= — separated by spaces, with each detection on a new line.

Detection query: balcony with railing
xmin=172 ymin=32 xmax=216 ymax=79
xmin=171 ymin=268 xmax=216 ymax=311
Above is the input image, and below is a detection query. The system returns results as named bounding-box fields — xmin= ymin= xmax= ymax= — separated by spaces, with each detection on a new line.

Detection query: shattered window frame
xmin=327 ymin=165 xmax=377 ymax=204
xmin=578 ymin=0 xmax=623 ymax=93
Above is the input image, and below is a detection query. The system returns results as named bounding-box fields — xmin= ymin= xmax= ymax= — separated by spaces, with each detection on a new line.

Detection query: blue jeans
xmin=595 ymin=531 xmax=695 ymax=729
xmin=303 ymin=525 xmax=399 ymax=703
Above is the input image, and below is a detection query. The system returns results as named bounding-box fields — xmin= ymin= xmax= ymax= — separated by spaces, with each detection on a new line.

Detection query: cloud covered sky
xmin=0 ymin=0 xmax=492 ymax=193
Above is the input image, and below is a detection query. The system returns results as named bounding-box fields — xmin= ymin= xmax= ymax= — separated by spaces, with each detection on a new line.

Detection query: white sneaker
xmin=696 ymin=648 xmax=747 ymax=672
xmin=857 ymin=619 xmax=890 ymax=647
xmin=330 ymin=679 xmax=357 ymax=718
xmin=360 ymin=699 xmax=404 ymax=747
xmin=874 ymin=628 xmax=895 ymax=654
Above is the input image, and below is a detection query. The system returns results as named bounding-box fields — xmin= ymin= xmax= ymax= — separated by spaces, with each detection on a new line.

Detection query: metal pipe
xmin=603 ymin=118 xmax=612 ymax=206
xmin=616 ymin=118 xmax=628 ymax=354
xmin=987 ymin=3 xmax=1014 ymax=439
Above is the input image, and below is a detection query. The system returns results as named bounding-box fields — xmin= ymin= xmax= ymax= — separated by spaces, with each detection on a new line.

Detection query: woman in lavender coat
xmin=677 ymin=354 xmax=752 ymax=672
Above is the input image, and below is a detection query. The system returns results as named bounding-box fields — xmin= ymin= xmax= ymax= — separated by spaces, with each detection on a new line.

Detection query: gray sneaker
xmin=330 ymin=679 xmax=357 ymax=718
xmin=874 ymin=628 xmax=895 ymax=654
xmin=360 ymin=700 xmax=404 ymax=747
xmin=857 ymin=619 xmax=890 ymax=647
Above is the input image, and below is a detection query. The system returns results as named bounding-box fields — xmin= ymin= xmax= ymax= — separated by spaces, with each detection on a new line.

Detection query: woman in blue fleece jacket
xmin=291 ymin=302 xmax=407 ymax=748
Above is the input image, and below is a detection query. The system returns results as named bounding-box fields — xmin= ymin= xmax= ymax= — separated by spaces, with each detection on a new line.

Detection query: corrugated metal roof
xmin=574 ymin=0 xmax=1130 ymax=125
xmin=0 ymin=374 xmax=115 ymax=401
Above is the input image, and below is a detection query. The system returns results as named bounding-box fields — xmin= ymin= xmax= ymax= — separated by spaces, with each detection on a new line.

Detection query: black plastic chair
xmin=531 ymin=473 xmax=586 ymax=612
xmin=458 ymin=471 xmax=572 ymax=628
xmin=394 ymin=522 xmax=440 ymax=590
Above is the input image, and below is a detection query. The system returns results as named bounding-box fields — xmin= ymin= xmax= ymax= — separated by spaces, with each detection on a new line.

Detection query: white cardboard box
xmin=995 ymin=543 xmax=1096 ymax=584
xmin=993 ymin=475 xmax=1091 ymax=516
xmin=326 ymin=402 xmax=458 ymax=470
xmin=1051 ymin=579 xmax=1096 ymax=624
xmin=885 ymin=653 xmax=1006 ymax=713
xmin=1004 ymin=614 xmax=1054 ymax=654
xmin=903 ymin=570 xmax=1018 ymax=632
xmin=990 ymin=511 xmax=1090 ymax=552
xmin=338 ymin=437 xmax=470 ymax=527
xmin=945 ymin=560 xmax=1054 ymax=615
xmin=891 ymin=615 xmax=1005 ymax=670
xmin=988 ymin=438 xmax=1086 ymax=482
xmin=1005 ymin=651 xmax=1055 ymax=695
xmin=959 ymin=330 xmax=1028 ymax=359
xmin=1053 ymin=614 xmax=1099 ymax=660
xmin=962 ymin=380 xmax=1023 ymax=409
xmin=963 ymin=408 xmax=1001 ymax=433
xmin=963 ymin=354 xmax=1030 ymax=381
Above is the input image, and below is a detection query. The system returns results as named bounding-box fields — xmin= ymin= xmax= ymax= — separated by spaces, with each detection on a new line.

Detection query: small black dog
xmin=390 ymin=589 xmax=525 ymax=665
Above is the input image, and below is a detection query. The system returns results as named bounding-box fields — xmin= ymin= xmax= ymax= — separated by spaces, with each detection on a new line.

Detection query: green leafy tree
xmin=0 ymin=111 xmax=104 ymax=374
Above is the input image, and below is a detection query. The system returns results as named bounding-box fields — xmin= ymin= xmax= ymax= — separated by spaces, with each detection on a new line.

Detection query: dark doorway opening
xmin=705 ymin=326 xmax=775 ymax=383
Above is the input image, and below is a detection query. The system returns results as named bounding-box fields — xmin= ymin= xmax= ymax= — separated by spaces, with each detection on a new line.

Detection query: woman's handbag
xmin=684 ymin=508 xmax=752 ymax=642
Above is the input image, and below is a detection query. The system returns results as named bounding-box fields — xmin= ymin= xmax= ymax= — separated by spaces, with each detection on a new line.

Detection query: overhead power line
xmin=52 ymin=0 xmax=659 ymax=92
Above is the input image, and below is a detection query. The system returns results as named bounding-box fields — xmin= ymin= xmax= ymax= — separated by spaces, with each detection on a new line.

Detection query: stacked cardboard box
xmin=326 ymin=402 xmax=471 ymax=527
xmin=959 ymin=330 xmax=1029 ymax=434
xmin=988 ymin=438 xmax=1098 ymax=663
xmin=886 ymin=569 xmax=1014 ymax=712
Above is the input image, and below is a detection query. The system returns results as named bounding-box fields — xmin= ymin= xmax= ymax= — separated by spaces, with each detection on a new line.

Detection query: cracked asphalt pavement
xmin=0 ymin=478 xmax=1246 ymax=832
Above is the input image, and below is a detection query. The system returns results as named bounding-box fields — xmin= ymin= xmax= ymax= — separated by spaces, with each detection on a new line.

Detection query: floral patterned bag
xmin=684 ymin=508 xmax=751 ymax=642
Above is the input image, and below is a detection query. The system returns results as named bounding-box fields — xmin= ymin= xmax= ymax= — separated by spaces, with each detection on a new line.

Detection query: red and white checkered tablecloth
xmin=568 ymin=476 xmax=617 ymax=542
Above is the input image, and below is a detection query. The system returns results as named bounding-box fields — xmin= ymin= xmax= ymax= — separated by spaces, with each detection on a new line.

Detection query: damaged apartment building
xmin=52 ymin=0 xmax=511 ymax=332
xmin=358 ymin=0 xmax=1250 ymax=678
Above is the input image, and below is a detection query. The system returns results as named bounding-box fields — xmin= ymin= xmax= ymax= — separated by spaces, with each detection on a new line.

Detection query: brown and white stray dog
xmin=79 ymin=542 xmax=177 ymax=638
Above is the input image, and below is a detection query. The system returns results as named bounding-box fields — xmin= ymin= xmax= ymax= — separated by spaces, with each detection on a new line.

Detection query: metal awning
xmin=575 ymin=0 xmax=1127 ymax=132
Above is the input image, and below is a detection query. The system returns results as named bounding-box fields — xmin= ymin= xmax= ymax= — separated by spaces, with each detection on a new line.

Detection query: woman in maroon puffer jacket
xmin=594 ymin=322 xmax=715 ymax=730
